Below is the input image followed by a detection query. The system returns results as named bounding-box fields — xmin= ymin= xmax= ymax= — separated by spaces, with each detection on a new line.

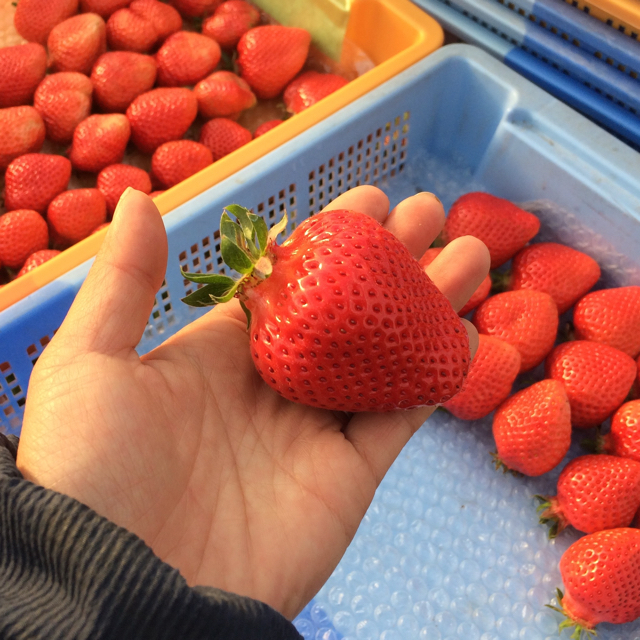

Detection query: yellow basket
xmin=565 ymin=0 xmax=640 ymax=36
xmin=0 ymin=0 xmax=443 ymax=314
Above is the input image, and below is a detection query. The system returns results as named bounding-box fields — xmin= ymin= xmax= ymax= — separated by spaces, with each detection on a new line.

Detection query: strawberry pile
xmin=0 ymin=0 xmax=352 ymax=284
xmin=433 ymin=191 xmax=640 ymax=637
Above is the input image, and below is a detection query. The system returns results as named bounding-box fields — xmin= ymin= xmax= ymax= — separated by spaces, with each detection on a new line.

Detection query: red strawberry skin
xmin=194 ymin=71 xmax=256 ymax=120
xmin=96 ymin=163 xmax=152 ymax=215
xmin=546 ymin=340 xmax=637 ymax=428
xmin=573 ymin=286 xmax=640 ymax=358
xmin=4 ymin=154 xmax=72 ymax=213
xmin=171 ymin=0 xmax=222 ymax=18
xmin=151 ymin=140 xmax=212 ymax=188
xmin=245 ymin=209 xmax=470 ymax=411
xmin=68 ymin=114 xmax=131 ymax=173
xmin=0 ymin=43 xmax=48 ymax=108
xmin=130 ymin=0 xmax=182 ymax=43
xmin=156 ymin=31 xmax=221 ymax=87
xmin=603 ymin=400 xmax=640 ymax=462
xmin=106 ymin=7 xmax=157 ymax=53
xmin=0 ymin=106 xmax=46 ymax=169
xmin=47 ymin=188 xmax=107 ymax=244
xmin=0 ymin=209 xmax=49 ymax=270
xmin=202 ymin=0 xmax=260 ymax=49
xmin=13 ymin=0 xmax=78 ymax=45
xmin=237 ymin=26 xmax=311 ymax=100
xmin=80 ymin=0 xmax=132 ymax=18
xmin=444 ymin=334 xmax=521 ymax=420
xmin=199 ymin=117 xmax=252 ymax=161
xmin=253 ymin=119 xmax=283 ymax=138
xmin=48 ymin=13 xmax=107 ymax=75
xmin=510 ymin=242 xmax=601 ymax=314
xmin=17 ymin=249 xmax=61 ymax=277
xmin=284 ymin=71 xmax=349 ymax=114
xmin=443 ymin=193 xmax=540 ymax=269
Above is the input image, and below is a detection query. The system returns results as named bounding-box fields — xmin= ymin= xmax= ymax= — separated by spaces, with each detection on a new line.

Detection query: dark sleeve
xmin=0 ymin=433 xmax=302 ymax=640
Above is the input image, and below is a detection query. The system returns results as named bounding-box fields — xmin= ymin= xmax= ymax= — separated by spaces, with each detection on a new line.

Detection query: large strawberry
xmin=0 ymin=209 xmax=49 ymax=270
xmin=129 ymin=0 xmax=182 ymax=43
xmin=155 ymin=31 xmax=221 ymax=87
xmin=0 ymin=43 xmax=48 ymax=108
xmin=17 ymin=249 xmax=61 ymax=277
xmin=283 ymin=71 xmax=349 ymax=114
xmin=106 ymin=7 xmax=157 ymax=52
xmin=34 ymin=72 xmax=93 ymax=144
xmin=599 ymin=400 xmax=640 ymax=463
xmin=237 ymin=26 xmax=311 ymax=100
xmin=491 ymin=379 xmax=571 ymax=476
xmin=91 ymin=51 xmax=157 ymax=113
xmin=68 ymin=114 xmax=131 ymax=173
xmin=13 ymin=0 xmax=78 ymax=45
xmin=48 ymin=13 xmax=107 ymax=75
xmin=546 ymin=340 xmax=637 ymax=428
xmin=202 ymin=0 xmax=260 ymax=49
xmin=181 ymin=206 xmax=471 ymax=411
xmin=537 ymin=454 xmax=640 ymax=537
xmin=151 ymin=140 xmax=212 ymax=188
xmin=443 ymin=193 xmax=540 ymax=269
xmin=0 ymin=106 xmax=46 ymax=169
xmin=80 ymin=0 xmax=132 ymax=18
xmin=194 ymin=71 xmax=256 ymax=120
xmin=473 ymin=290 xmax=558 ymax=372
xmin=573 ymin=286 xmax=640 ymax=358
xmin=4 ymin=154 xmax=72 ymax=213
xmin=171 ymin=0 xmax=222 ymax=18
xmin=47 ymin=188 xmax=107 ymax=245
xmin=199 ymin=117 xmax=252 ymax=161
xmin=510 ymin=242 xmax=601 ymax=314
xmin=444 ymin=334 xmax=520 ymax=421
xmin=126 ymin=87 xmax=198 ymax=154
xmin=96 ymin=163 xmax=152 ymax=215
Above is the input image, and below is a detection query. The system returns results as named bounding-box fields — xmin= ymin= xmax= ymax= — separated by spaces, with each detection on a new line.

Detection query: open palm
xmin=17 ymin=187 xmax=489 ymax=619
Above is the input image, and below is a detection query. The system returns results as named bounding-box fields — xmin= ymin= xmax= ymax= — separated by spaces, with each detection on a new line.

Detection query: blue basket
xmin=2 ymin=45 xmax=640 ymax=639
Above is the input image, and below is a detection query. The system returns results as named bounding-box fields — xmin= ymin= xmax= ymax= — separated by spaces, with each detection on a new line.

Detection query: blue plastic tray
xmin=2 ymin=45 xmax=640 ymax=638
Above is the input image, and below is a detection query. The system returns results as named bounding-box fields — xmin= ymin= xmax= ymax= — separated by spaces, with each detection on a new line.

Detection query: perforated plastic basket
xmin=567 ymin=0 xmax=640 ymax=36
xmin=2 ymin=44 xmax=640 ymax=639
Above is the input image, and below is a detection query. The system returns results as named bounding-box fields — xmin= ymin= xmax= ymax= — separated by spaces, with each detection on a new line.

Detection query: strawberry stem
xmin=547 ymin=588 xmax=598 ymax=640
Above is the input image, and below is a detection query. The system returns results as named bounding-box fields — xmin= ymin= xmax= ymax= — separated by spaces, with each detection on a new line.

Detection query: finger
xmin=321 ymin=185 xmax=390 ymax=223
xmin=57 ymin=189 xmax=168 ymax=355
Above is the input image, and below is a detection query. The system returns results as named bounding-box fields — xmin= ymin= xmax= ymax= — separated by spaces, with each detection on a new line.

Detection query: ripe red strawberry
xmin=600 ymin=400 xmax=640 ymax=463
xmin=237 ymin=26 xmax=311 ymax=100
xmin=283 ymin=71 xmax=348 ymax=114
xmin=92 ymin=222 xmax=110 ymax=234
xmin=129 ymin=0 xmax=182 ymax=43
xmin=96 ymin=163 xmax=152 ymax=215
xmin=126 ymin=87 xmax=198 ymax=154
xmin=47 ymin=188 xmax=107 ymax=245
xmin=253 ymin=119 xmax=283 ymax=138
xmin=202 ymin=0 xmax=260 ymax=49
xmin=13 ymin=0 xmax=78 ymax=45
xmin=510 ymin=242 xmax=601 ymax=314
xmin=48 ymin=13 xmax=107 ymax=75
xmin=156 ymin=31 xmax=221 ymax=87
xmin=91 ymin=51 xmax=157 ymax=113
xmin=553 ymin=528 xmax=640 ymax=634
xmin=80 ymin=0 xmax=132 ymax=18
xmin=181 ymin=206 xmax=471 ymax=411
xmin=443 ymin=193 xmax=540 ymax=269
xmin=17 ymin=249 xmax=61 ymax=277
xmin=171 ymin=0 xmax=222 ymax=18
xmin=473 ymin=290 xmax=558 ymax=372
xmin=0 ymin=43 xmax=48 ymax=108
xmin=4 ymin=154 xmax=72 ymax=213
xmin=68 ymin=113 xmax=131 ymax=173
xmin=546 ymin=340 xmax=637 ymax=429
xmin=0 ymin=106 xmax=46 ymax=169
xmin=0 ymin=209 xmax=49 ymax=270
xmin=444 ymin=334 xmax=520 ymax=421
xmin=492 ymin=379 xmax=571 ymax=476
xmin=106 ymin=7 xmax=157 ymax=52
xmin=151 ymin=140 xmax=212 ymax=188
xmin=199 ymin=117 xmax=252 ymax=161
xmin=194 ymin=71 xmax=256 ymax=120
xmin=537 ymin=455 xmax=640 ymax=537
xmin=572 ymin=286 xmax=640 ymax=358
xmin=149 ymin=190 xmax=164 ymax=199
xmin=34 ymin=72 xmax=93 ymax=144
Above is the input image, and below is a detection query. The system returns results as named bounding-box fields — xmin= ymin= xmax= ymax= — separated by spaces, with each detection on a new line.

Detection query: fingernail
xmin=113 ymin=187 xmax=134 ymax=219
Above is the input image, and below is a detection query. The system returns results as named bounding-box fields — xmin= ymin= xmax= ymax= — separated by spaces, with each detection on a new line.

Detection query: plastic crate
xmin=2 ymin=44 xmax=640 ymax=639
xmin=567 ymin=0 xmax=640 ymax=36
xmin=0 ymin=0 xmax=444 ymax=314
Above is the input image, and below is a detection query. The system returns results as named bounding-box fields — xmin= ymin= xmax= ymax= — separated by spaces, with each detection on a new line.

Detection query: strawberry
xmin=537 ymin=455 xmax=640 ymax=537
xmin=0 ymin=106 xmax=46 ymax=170
xmin=34 ymin=72 xmax=93 ymax=144
xmin=253 ymin=119 xmax=283 ymax=138
xmin=492 ymin=379 xmax=571 ymax=476
xmin=443 ymin=193 xmax=540 ymax=269
xmin=129 ymin=0 xmax=182 ymax=43
xmin=79 ymin=0 xmax=132 ymax=18
xmin=4 ymin=154 xmax=72 ymax=213
xmin=96 ymin=163 xmax=152 ymax=215
xmin=202 ymin=0 xmax=260 ymax=49
xmin=47 ymin=188 xmax=107 ymax=245
xmin=600 ymin=400 xmax=640 ymax=463
xmin=17 ymin=249 xmax=61 ymax=277
xmin=91 ymin=51 xmax=157 ymax=113
xmin=149 ymin=190 xmax=164 ymax=199
xmin=546 ymin=340 xmax=637 ymax=429
xmin=13 ymin=0 xmax=78 ymax=45
xmin=48 ymin=13 xmax=107 ymax=75
xmin=552 ymin=528 xmax=640 ymax=634
xmin=155 ymin=31 xmax=221 ymax=87
xmin=68 ymin=113 xmax=131 ymax=173
xmin=92 ymin=222 xmax=110 ymax=234
xmin=171 ymin=0 xmax=222 ymax=19
xmin=194 ymin=71 xmax=256 ymax=120
xmin=199 ymin=117 xmax=252 ymax=161
xmin=0 ymin=209 xmax=49 ymax=270
xmin=181 ymin=205 xmax=471 ymax=411
xmin=126 ymin=87 xmax=198 ymax=154
xmin=0 ymin=43 xmax=48 ymax=108
xmin=444 ymin=334 xmax=521 ymax=421
xmin=419 ymin=247 xmax=491 ymax=316
xmin=510 ymin=242 xmax=601 ymax=314
xmin=237 ymin=26 xmax=311 ymax=100
xmin=283 ymin=71 xmax=349 ymax=114
xmin=572 ymin=286 xmax=640 ymax=358
xmin=473 ymin=290 xmax=558 ymax=372
xmin=106 ymin=7 xmax=157 ymax=53
xmin=151 ymin=140 xmax=212 ymax=188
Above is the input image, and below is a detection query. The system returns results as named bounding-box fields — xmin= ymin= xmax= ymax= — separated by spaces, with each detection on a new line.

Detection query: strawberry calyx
xmin=580 ymin=426 xmax=607 ymax=454
xmin=535 ymin=495 xmax=569 ymax=538
xmin=490 ymin=452 xmax=522 ymax=477
xmin=546 ymin=589 xmax=598 ymax=640
xmin=490 ymin=268 xmax=510 ymax=294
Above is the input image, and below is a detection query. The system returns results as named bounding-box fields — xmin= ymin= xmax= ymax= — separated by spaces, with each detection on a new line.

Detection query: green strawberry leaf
xmin=180 ymin=268 xmax=236 ymax=287
xmin=268 ymin=210 xmax=289 ymax=242
xmin=249 ymin=213 xmax=268 ymax=252
xmin=181 ymin=280 xmax=239 ymax=307
xmin=221 ymin=236 xmax=254 ymax=274
xmin=225 ymin=204 xmax=254 ymax=242
xmin=220 ymin=211 xmax=240 ymax=242
xmin=240 ymin=299 xmax=252 ymax=329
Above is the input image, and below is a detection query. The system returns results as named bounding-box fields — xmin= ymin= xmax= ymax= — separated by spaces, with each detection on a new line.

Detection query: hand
xmin=17 ymin=186 xmax=490 ymax=619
